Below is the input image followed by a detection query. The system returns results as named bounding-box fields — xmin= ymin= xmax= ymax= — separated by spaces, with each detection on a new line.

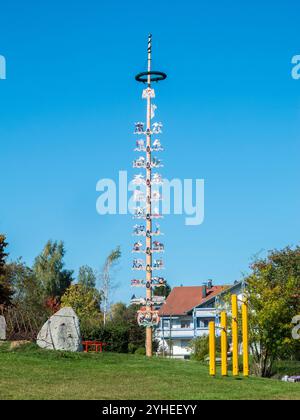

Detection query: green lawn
xmin=0 ymin=343 xmax=299 ymax=400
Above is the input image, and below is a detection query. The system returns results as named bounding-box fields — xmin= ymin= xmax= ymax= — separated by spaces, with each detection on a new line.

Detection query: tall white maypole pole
xmin=132 ymin=35 xmax=167 ymax=357
xmin=145 ymin=34 xmax=153 ymax=356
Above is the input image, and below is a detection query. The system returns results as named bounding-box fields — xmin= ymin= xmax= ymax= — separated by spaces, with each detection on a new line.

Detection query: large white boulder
xmin=37 ymin=307 xmax=82 ymax=352
xmin=0 ymin=315 xmax=6 ymax=340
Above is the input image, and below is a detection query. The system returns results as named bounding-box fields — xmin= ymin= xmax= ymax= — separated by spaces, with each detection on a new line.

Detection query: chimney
xmin=207 ymin=279 xmax=213 ymax=289
xmin=202 ymin=284 xmax=207 ymax=299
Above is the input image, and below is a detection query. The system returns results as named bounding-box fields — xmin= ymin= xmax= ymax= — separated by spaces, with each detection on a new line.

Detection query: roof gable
xmin=158 ymin=285 xmax=226 ymax=316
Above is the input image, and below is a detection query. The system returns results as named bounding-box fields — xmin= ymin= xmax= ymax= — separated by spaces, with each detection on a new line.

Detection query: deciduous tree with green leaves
xmin=61 ymin=283 xmax=102 ymax=321
xmin=33 ymin=240 xmax=74 ymax=302
xmin=7 ymin=259 xmax=44 ymax=311
xmin=153 ymin=280 xmax=171 ymax=298
xmin=78 ymin=265 xmax=97 ymax=289
xmin=245 ymin=246 xmax=300 ymax=377
xmin=0 ymin=234 xmax=13 ymax=306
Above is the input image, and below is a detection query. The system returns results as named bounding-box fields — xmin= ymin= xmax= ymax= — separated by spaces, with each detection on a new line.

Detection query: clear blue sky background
xmin=0 ymin=0 xmax=299 ymax=304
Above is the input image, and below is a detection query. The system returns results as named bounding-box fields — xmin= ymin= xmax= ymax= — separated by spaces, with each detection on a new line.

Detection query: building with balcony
xmin=156 ymin=281 xmax=243 ymax=359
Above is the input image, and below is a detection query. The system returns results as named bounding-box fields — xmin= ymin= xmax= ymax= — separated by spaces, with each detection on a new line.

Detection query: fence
xmin=0 ymin=305 xmax=47 ymax=341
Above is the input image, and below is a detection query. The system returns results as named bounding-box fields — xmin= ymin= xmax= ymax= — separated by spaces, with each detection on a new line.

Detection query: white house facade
xmin=156 ymin=281 xmax=243 ymax=359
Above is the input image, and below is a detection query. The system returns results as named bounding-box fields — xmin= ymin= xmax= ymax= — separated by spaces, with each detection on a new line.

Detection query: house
xmin=156 ymin=280 xmax=244 ymax=359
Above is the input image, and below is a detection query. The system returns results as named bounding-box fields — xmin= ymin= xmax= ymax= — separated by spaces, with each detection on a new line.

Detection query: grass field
xmin=0 ymin=342 xmax=299 ymax=400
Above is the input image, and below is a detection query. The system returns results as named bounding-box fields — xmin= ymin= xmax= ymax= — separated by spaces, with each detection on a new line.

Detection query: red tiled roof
xmin=158 ymin=285 xmax=228 ymax=316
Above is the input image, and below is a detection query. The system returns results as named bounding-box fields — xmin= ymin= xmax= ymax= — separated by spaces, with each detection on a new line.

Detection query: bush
xmin=189 ymin=335 xmax=222 ymax=362
xmin=128 ymin=343 xmax=138 ymax=354
xmin=135 ymin=347 xmax=146 ymax=355
xmin=79 ymin=304 xmax=150 ymax=354
xmin=80 ymin=319 xmax=129 ymax=353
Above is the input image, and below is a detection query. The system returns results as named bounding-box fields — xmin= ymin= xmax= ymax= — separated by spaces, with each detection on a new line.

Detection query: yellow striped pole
xmin=242 ymin=299 xmax=249 ymax=377
xmin=209 ymin=321 xmax=216 ymax=376
xmin=231 ymin=295 xmax=239 ymax=376
xmin=220 ymin=312 xmax=228 ymax=376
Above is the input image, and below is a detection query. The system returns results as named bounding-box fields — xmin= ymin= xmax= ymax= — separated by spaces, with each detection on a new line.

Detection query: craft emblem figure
xmin=133 ymin=241 xmax=143 ymax=252
xmin=135 ymin=140 xmax=146 ymax=152
xmin=152 ymin=139 xmax=163 ymax=152
xmin=133 ymin=174 xmax=146 ymax=185
xmin=152 ymin=173 xmax=163 ymax=185
xmin=151 ymin=191 xmax=162 ymax=201
xmin=132 ymin=259 xmax=145 ymax=270
xmin=134 ymin=122 xmax=145 ymax=134
xmin=133 ymin=156 xmax=146 ymax=168
xmin=153 ymin=259 xmax=164 ymax=270
xmin=142 ymin=87 xmax=155 ymax=99
xmin=133 ymin=190 xmax=146 ymax=202
xmin=131 ymin=279 xmax=146 ymax=287
xmin=153 ymin=241 xmax=164 ymax=252
xmin=133 ymin=207 xmax=147 ymax=219
xmin=152 ymin=122 xmax=163 ymax=134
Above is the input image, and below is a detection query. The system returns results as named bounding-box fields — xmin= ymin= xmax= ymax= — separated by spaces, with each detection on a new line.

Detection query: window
xmin=181 ymin=320 xmax=190 ymax=329
xmin=197 ymin=318 xmax=214 ymax=329
xmin=162 ymin=320 xmax=170 ymax=329
xmin=202 ymin=320 xmax=209 ymax=329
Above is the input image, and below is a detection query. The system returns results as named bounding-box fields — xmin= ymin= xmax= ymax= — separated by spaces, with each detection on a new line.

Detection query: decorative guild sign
xmin=137 ymin=310 xmax=160 ymax=327
xmin=131 ymin=279 xmax=146 ymax=287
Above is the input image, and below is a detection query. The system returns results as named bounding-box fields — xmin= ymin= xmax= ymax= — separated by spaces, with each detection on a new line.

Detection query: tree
xmin=109 ymin=302 xmax=127 ymax=322
xmin=78 ymin=265 xmax=97 ymax=289
xmin=61 ymin=284 xmax=102 ymax=321
xmin=153 ymin=281 xmax=171 ymax=298
xmin=33 ymin=240 xmax=74 ymax=301
xmin=189 ymin=335 xmax=222 ymax=362
xmin=0 ymin=234 xmax=13 ymax=306
xmin=245 ymin=246 xmax=300 ymax=377
xmin=109 ymin=302 xmax=145 ymax=353
xmin=7 ymin=259 xmax=44 ymax=310
xmin=101 ymin=246 xmax=121 ymax=326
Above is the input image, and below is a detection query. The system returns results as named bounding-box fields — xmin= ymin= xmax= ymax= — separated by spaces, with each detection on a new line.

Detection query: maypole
xmin=132 ymin=35 xmax=167 ymax=357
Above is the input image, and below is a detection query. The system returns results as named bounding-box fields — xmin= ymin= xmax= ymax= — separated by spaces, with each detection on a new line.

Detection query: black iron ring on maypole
xmin=135 ymin=71 xmax=167 ymax=83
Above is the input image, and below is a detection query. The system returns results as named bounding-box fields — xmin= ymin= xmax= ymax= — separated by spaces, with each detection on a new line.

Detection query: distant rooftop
xmin=158 ymin=285 xmax=229 ymax=316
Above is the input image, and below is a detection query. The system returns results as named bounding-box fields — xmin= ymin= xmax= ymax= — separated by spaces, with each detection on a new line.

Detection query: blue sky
xmin=0 ymin=0 xmax=299 ymax=303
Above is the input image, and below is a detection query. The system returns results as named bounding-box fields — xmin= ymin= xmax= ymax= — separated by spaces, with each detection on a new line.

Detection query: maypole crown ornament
xmin=135 ymin=71 xmax=167 ymax=84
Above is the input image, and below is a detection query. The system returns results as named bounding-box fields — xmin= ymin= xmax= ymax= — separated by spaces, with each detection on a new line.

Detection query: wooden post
xmin=221 ymin=311 xmax=228 ymax=376
xmin=242 ymin=299 xmax=249 ymax=377
xmin=231 ymin=294 xmax=239 ymax=376
xmin=209 ymin=321 xmax=216 ymax=376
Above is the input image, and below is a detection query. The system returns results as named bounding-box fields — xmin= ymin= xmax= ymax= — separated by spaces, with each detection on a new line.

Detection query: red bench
xmin=82 ymin=341 xmax=107 ymax=353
